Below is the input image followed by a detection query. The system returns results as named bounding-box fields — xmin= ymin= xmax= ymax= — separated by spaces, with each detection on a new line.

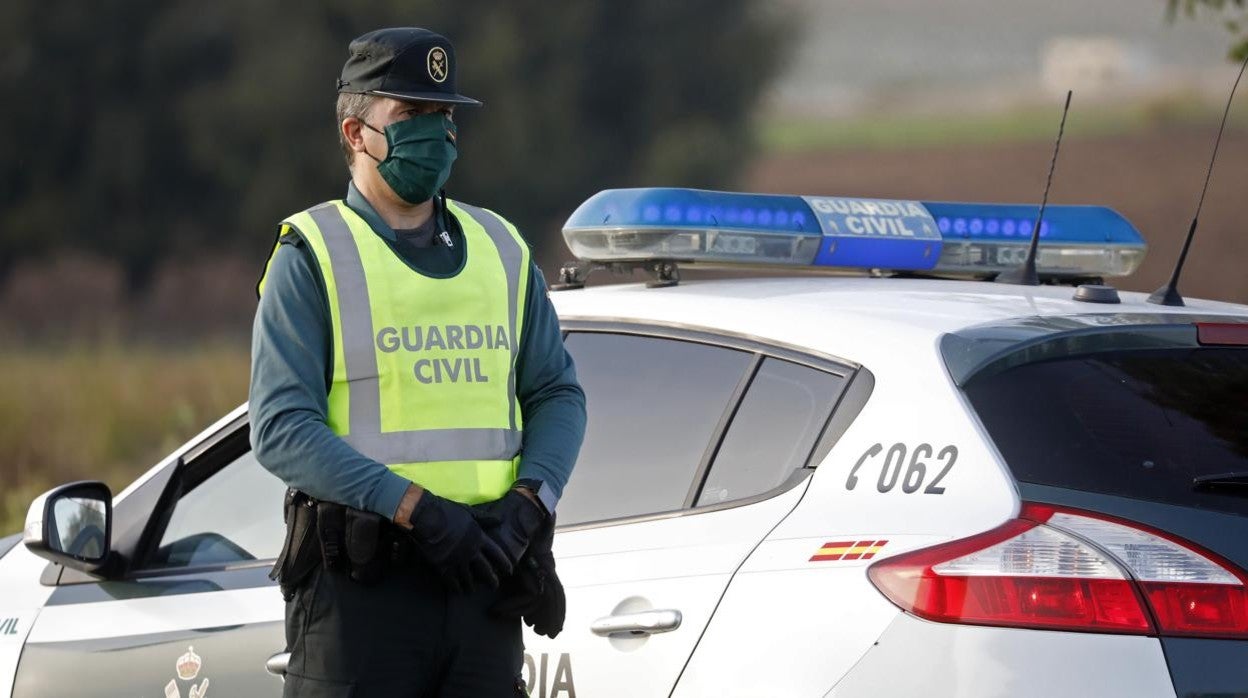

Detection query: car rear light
xmin=868 ymin=515 xmax=1151 ymax=634
xmin=1196 ymin=322 xmax=1248 ymax=346
xmin=1034 ymin=506 xmax=1248 ymax=638
xmin=869 ymin=503 xmax=1248 ymax=638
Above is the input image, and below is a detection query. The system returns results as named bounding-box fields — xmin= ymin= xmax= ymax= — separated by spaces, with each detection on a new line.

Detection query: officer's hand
xmin=490 ymin=513 xmax=565 ymax=639
xmin=524 ymin=560 xmax=566 ymax=639
xmin=478 ymin=489 xmax=547 ymax=569
xmin=407 ymin=491 xmax=512 ymax=593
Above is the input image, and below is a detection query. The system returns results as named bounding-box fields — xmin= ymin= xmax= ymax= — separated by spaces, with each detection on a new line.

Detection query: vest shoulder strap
xmin=446 ymin=199 xmax=532 ymax=350
xmin=257 ymin=202 xmax=341 ymax=297
xmin=447 ymin=201 xmax=529 ymax=253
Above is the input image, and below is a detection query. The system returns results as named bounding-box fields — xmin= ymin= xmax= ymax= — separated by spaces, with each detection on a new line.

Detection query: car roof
xmin=550 ymin=276 xmax=1248 ymax=366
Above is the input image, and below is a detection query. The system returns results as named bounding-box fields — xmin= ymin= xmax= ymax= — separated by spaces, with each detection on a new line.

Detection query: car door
xmin=14 ymin=419 xmax=288 ymax=697
xmin=523 ymin=323 xmax=853 ymax=698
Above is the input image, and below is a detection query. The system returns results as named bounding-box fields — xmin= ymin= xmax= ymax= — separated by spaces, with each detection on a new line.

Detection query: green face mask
xmin=363 ymin=112 xmax=458 ymax=204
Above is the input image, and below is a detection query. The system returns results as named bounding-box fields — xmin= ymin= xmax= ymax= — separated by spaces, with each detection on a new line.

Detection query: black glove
xmin=408 ymin=491 xmax=512 ymax=593
xmin=479 ymin=489 xmax=547 ymax=568
xmin=491 ymin=513 xmax=566 ymax=638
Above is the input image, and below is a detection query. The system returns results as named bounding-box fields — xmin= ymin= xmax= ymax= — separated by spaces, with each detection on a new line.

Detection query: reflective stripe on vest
xmin=261 ymin=200 xmax=530 ymax=504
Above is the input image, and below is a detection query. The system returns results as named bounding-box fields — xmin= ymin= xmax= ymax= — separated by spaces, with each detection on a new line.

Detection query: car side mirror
xmin=23 ymin=481 xmax=113 ymax=574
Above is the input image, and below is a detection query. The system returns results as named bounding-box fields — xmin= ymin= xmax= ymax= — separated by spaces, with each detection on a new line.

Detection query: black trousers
xmin=283 ymin=560 xmax=526 ymax=697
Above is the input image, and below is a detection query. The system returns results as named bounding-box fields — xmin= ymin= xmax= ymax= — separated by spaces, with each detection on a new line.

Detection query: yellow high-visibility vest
xmin=259 ymin=200 xmax=530 ymax=504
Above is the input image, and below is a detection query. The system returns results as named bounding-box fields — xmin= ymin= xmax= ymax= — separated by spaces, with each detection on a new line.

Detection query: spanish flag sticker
xmin=810 ymin=539 xmax=888 ymax=562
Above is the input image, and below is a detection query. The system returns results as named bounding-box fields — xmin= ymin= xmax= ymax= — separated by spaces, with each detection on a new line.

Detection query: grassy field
xmin=758 ymin=96 xmax=1248 ymax=153
xmin=0 ymin=344 xmax=250 ymax=535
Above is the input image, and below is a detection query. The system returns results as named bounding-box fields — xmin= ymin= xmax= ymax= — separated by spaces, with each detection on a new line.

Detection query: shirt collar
xmin=344 ymin=181 xmax=397 ymax=241
xmin=344 ymin=181 xmax=450 ymax=244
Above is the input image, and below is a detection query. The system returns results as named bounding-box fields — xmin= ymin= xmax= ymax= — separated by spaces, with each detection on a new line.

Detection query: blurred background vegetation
xmin=1 ymin=0 xmax=1246 ymax=533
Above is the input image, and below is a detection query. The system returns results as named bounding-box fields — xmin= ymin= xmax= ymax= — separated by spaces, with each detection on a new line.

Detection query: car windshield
xmin=963 ymin=347 xmax=1248 ymax=516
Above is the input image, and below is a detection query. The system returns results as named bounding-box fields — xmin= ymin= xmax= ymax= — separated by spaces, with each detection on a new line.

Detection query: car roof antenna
xmin=1149 ymin=52 xmax=1248 ymax=307
xmin=997 ymin=90 xmax=1073 ymax=286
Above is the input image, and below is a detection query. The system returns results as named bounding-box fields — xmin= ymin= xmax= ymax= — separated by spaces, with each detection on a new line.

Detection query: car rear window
xmin=963 ymin=348 xmax=1248 ymax=515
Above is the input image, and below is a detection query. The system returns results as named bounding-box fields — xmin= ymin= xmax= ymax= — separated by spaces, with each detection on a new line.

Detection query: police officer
xmin=250 ymin=27 xmax=586 ymax=696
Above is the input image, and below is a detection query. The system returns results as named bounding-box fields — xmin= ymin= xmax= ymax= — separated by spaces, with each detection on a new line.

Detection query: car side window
xmin=559 ymin=332 xmax=753 ymax=525
xmin=146 ymin=450 xmax=287 ymax=569
xmin=696 ymin=358 xmax=845 ymax=506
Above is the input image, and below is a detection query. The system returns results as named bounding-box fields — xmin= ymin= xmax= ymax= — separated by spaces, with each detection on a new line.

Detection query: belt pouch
xmin=345 ymin=508 xmax=386 ymax=584
xmin=316 ymin=502 xmax=348 ymax=572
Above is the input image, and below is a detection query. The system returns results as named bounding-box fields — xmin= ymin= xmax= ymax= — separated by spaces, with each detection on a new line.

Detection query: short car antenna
xmin=1148 ymin=51 xmax=1248 ymax=307
xmin=997 ymin=90 xmax=1072 ymax=286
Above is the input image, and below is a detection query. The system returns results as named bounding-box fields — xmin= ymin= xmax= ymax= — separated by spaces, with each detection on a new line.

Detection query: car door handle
xmin=265 ymin=652 xmax=290 ymax=678
xmin=590 ymin=609 xmax=682 ymax=637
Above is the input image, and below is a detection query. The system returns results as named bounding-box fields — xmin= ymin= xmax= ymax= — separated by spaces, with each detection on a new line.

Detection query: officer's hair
xmin=336 ymin=92 xmax=379 ymax=170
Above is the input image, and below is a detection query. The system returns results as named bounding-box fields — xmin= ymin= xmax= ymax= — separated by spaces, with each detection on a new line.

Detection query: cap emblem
xmin=427 ymin=46 xmax=448 ymax=84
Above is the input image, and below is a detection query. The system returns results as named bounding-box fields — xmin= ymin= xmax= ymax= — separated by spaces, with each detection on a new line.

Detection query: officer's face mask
xmin=362 ymin=112 xmax=458 ymax=205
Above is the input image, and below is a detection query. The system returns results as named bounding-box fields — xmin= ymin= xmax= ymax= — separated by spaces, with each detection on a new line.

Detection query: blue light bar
xmin=923 ymin=202 xmax=1141 ymax=243
xmin=568 ymin=187 xmax=819 ymax=233
xmin=561 ymin=188 xmax=824 ymax=266
xmin=562 ymin=188 xmax=1147 ymax=278
xmin=923 ymin=202 xmax=1145 ymax=276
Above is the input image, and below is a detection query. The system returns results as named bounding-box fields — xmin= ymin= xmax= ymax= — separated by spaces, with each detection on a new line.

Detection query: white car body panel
xmin=671 ymin=561 xmax=908 ymax=697
xmin=0 ymin=547 xmax=56 ymax=696
xmin=525 ymin=478 xmax=809 ymax=697
xmin=551 ymin=279 xmax=1248 ymax=375
xmin=25 ymin=584 xmax=278 ymax=645
xmin=828 ymin=613 xmax=1177 ymax=697
xmin=769 ymin=338 xmax=1019 ymax=536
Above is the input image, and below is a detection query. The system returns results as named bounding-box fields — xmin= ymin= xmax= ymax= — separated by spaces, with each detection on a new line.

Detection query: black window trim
xmin=560 ymin=317 xmax=861 ymax=374
xmin=684 ymin=353 xmax=763 ymax=509
xmin=126 ymin=422 xmax=269 ymax=579
xmin=48 ymin=412 xmax=263 ymax=585
xmin=556 ymin=318 xmax=872 ymax=532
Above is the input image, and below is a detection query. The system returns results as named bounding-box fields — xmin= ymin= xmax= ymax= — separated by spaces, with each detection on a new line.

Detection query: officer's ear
xmin=342 ymin=117 xmax=368 ymax=155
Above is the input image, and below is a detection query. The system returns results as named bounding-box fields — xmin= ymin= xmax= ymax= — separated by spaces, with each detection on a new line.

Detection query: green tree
xmin=0 ymin=0 xmax=794 ymax=280
xmin=1168 ymin=0 xmax=1248 ymax=60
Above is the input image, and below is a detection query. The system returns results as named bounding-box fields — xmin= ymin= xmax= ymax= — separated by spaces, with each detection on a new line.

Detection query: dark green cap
xmin=337 ymin=27 xmax=481 ymax=106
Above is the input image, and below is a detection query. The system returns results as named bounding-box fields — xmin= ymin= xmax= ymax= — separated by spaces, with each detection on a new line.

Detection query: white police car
xmin=1 ymin=188 xmax=1246 ymax=697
